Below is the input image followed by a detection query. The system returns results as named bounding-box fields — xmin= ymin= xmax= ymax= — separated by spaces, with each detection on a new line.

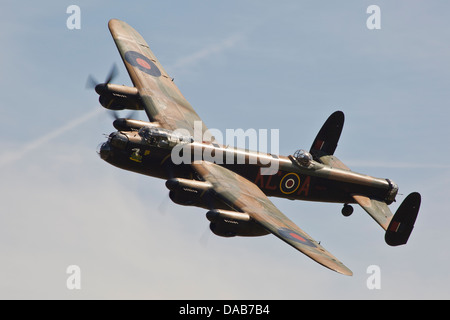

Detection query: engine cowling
xmin=96 ymin=84 xmax=142 ymax=111
xmin=165 ymin=179 xmax=270 ymax=237
xmin=166 ymin=178 xmax=217 ymax=209
xmin=113 ymin=118 xmax=160 ymax=131
xmin=206 ymin=209 xmax=270 ymax=237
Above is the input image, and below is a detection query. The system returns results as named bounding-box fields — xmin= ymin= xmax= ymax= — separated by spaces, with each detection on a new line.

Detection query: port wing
xmin=192 ymin=161 xmax=353 ymax=276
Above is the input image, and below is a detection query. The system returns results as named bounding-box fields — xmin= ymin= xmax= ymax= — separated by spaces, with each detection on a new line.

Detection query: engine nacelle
xmin=166 ymin=178 xmax=212 ymax=193
xmin=96 ymin=84 xmax=143 ymax=111
xmin=206 ymin=209 xmax=270 ymax=237
xmin=168 ymin=189 xmax=206 ymax=206
xmin=166 ymin=178 xmax=217 ymax=209
xmin=113 ymin=118 xmax=160 ymax=131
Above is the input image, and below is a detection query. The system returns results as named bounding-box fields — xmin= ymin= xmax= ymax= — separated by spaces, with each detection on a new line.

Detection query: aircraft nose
xmin=97 ymin=142 xmax=111 ymax=160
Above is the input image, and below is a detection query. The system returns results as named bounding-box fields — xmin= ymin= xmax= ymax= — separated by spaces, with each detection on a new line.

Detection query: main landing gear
xmin=342 ymin=204 xmax=354 ymax=217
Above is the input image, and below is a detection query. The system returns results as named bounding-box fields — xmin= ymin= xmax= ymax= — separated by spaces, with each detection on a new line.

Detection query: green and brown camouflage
xmin=107 ymin=19 xmax=209 ymax=138
xmin=95 ymin=19 xmax=421 ymax=276
xmin=101 ymin=129 xmax=396 ymax=206
xmin=191 ymin=160 xmax=353 ymax=276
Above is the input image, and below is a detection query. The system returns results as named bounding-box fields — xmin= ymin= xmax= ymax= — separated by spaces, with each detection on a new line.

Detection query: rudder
xmin=310 ymin=111 xmax=344 ymax=160
xmin=385 ymin=192 xmax=421 ymax=246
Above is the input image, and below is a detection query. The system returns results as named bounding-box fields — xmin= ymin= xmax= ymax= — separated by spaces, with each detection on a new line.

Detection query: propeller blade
xmin=199 ymin=224 xmax=211 ymax=248
xmin=105 ymin=63 xmax=118 ymax=84
xmin=109 ymin=111 xmax=120 ymax=120
xmin=157 ymin=193 xmax=171 ymax=216
xmin=86 ymin=75 xmax=99 ymax=89
xmin=86 ymin=63 xmax=118 ymax=91
xmin=125 ymin=110 xmax=137 ymax=119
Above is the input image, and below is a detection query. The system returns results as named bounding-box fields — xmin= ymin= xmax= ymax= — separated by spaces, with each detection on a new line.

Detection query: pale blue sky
xmin=1 ymin=1 xmax=449 ymax=299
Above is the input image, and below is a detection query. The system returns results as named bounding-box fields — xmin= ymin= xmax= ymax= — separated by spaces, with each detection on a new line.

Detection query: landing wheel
xmin=342 ymin=204 xmax=354 ymax=217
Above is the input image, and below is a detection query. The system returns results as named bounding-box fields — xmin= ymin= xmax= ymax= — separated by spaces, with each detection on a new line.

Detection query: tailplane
xmin=311 ymin=112 xmax=421 ymax=246
xmin=353 ymin=192 xmax=421 ymax=246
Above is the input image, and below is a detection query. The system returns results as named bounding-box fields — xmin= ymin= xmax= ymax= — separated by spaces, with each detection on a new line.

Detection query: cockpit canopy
xmin=138 ymin=126 xmax=193 ymax=148
xmin=293 ymin=149 xmax=313 ymax=167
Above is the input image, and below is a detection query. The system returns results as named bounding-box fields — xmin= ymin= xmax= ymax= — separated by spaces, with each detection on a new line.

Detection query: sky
xmin=1 ymin=0 xmax=450 ymax=299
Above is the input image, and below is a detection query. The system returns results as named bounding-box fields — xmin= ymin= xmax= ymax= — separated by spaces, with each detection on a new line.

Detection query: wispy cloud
xmin=347 ymin=160 xmax=450 ymax=169
xmin=0 ymin=108 xmax=102 ymax=168
xmin=0 ymin=33 xmax=245 ymax=169
xmin=167 ymin=33 xmax=245 ymax=72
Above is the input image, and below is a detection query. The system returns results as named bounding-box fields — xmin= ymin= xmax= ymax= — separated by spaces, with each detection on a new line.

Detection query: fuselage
xmin=98 ymin=126 xmax=398 ymax=206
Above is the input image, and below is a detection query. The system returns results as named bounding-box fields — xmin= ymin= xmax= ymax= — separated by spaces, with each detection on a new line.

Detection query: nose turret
xmin=97 ymin=131 xmax=129 ymax=161
xmin=97 ymin=142 xmax=111 ymax=160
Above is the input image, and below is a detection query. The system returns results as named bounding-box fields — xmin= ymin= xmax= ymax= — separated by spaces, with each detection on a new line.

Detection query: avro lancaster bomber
xmin=92 ymin=19 xmax=421 ymax=276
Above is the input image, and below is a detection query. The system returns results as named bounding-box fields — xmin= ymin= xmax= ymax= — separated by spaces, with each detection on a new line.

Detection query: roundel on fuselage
xmin=279 ymin=173 xmax=300 ymax=194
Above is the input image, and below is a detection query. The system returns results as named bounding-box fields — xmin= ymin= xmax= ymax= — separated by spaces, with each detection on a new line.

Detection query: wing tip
xmin=108 ymin=18 xmax=121 ymax=28
xmin=108 ymin=19 xmax=134 ymax=35
xmin=308 ymin=249 xmax=353 ymax=276
xmin=336 ymin=266 xmax=353 ymax=276
xmin=320 ymin=259 xmax=353 ymax=276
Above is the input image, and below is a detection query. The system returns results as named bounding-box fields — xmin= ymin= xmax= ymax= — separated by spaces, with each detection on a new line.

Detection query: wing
xmin=191 ymin=161 xmax=353 ymax=276
xmin=108 ymin=19 xmax=208 ymax=137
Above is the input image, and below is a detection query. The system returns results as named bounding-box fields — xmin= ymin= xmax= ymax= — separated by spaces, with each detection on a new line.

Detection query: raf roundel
xmin=278 ymin=228 xmax=316 ymax=248
xmin=124 ymin=51 xmax=161 ymax=77
xmin=280 ymin=173 xmax=301 ymax=194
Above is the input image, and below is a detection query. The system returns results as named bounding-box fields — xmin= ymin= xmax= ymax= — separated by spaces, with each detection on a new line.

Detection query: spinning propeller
xmin=86 ymin=64 xmax=118 ymax=94
xmin=86 ymin=64 xmax=137 ymax=120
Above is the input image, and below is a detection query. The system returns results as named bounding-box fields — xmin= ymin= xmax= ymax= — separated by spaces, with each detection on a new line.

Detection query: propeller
xmin=157 ymin=193 xmax=171 ymax=216
xmin=87 ymin=64 xmax=136 ymax=120
xmin=199 ymin=224 xmax=211 ymax=248
xmin=86 ymin=64 xmax=119 ymax=94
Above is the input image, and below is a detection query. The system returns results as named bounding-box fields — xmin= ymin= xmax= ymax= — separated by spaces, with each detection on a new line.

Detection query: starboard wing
xmin=108 ymin=19 xmax=208 ymax=137
xmin=191 ymin=161 xmax=353 ymax=276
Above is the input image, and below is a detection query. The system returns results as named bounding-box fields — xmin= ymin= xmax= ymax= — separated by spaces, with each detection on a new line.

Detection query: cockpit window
xmin=138 ymin=126 xmax=193 ymax=148
xmin=293 ymin=149 xmax=313 ymax=167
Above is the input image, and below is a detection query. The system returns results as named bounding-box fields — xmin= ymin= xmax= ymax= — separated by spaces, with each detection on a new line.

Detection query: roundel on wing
xmin=279 ymin=173 xmax=301 ymax=194
xmin=124 ymin=51 xmax=161 ymax=77
xmin=278 ymin=228 xmax=316 ymax=248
